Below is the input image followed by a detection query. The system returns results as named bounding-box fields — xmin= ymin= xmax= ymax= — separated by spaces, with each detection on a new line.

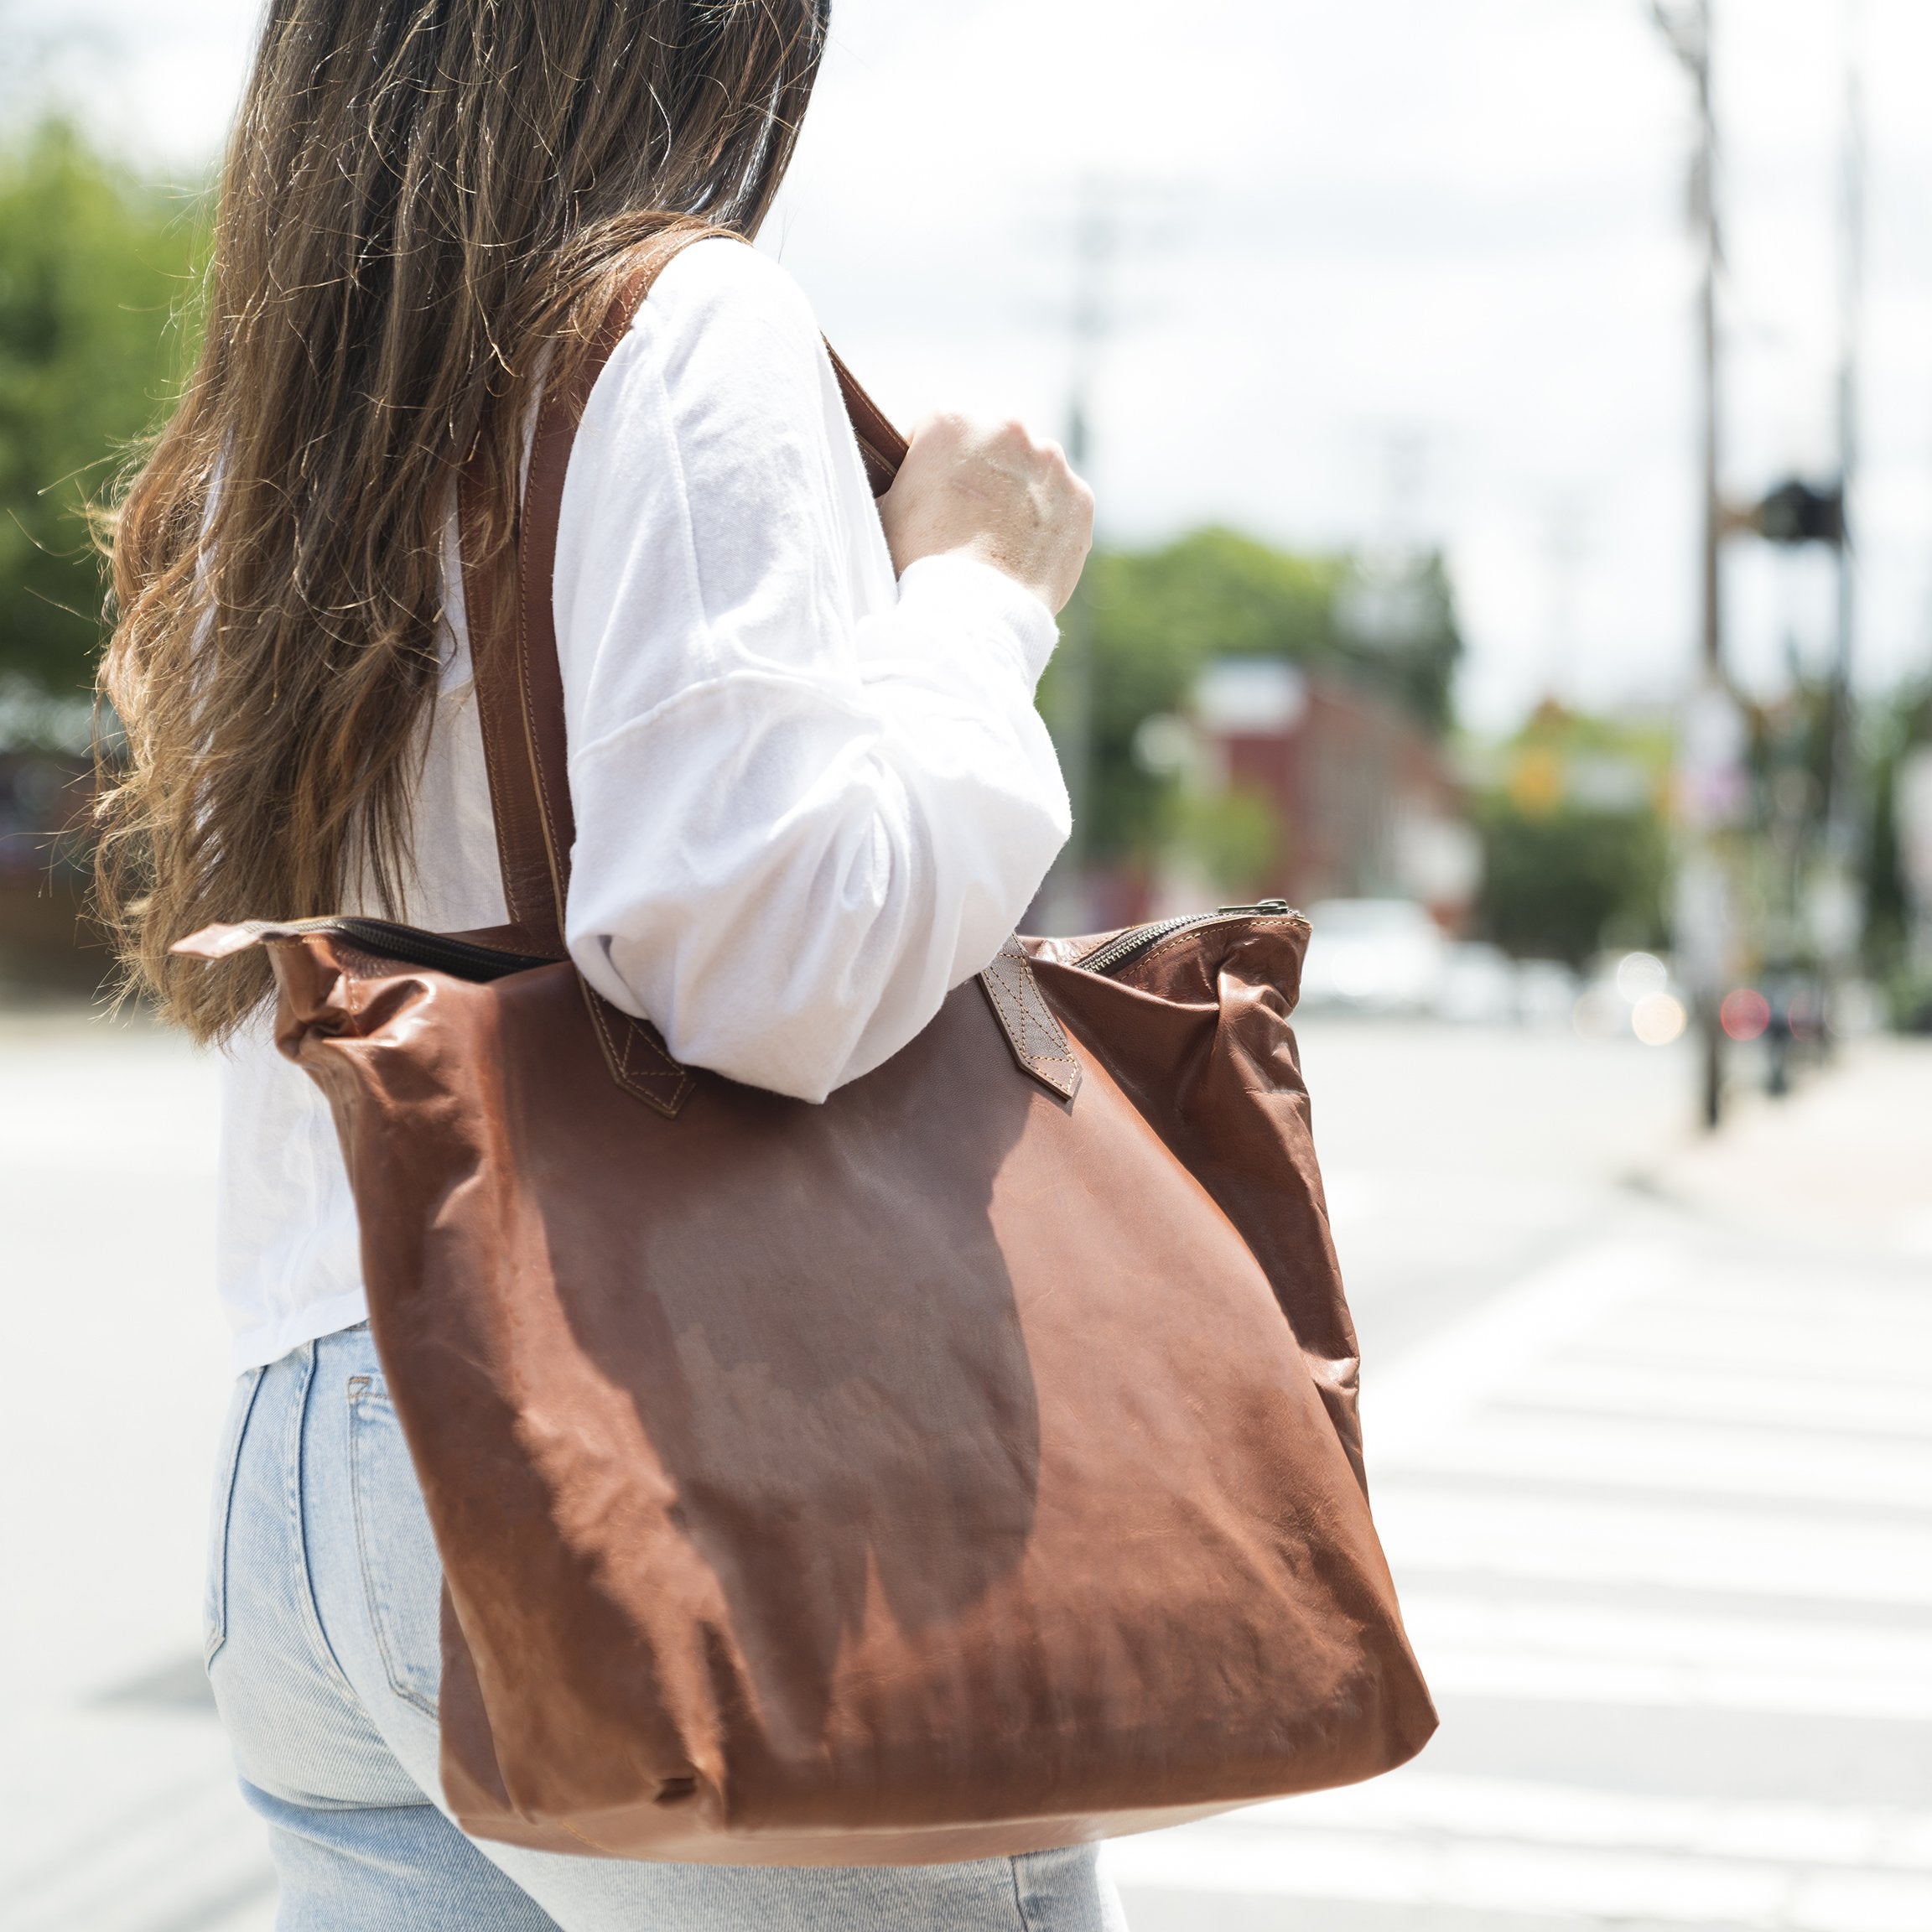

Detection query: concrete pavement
xmin=2 ymin=1009 xmax=271 ymax=1932
xmin=3 ymin=1008 xmax=1926 ymax=1930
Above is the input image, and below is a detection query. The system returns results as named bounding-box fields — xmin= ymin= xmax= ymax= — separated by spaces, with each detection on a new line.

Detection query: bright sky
xmin=59 ymin=0 xmax=1932 ymax=730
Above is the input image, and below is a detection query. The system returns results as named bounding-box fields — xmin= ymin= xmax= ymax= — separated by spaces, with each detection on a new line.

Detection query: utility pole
xmin=1655 ymin=0 xmax=1737 ymax=1129
xmin=1039 ymin=181 xmax=1118 ymax=933
xmin=1817 ymin=30 xmax=1866 ymax=989
xmin=1649 ymin=0 xmax=1722 ymax=681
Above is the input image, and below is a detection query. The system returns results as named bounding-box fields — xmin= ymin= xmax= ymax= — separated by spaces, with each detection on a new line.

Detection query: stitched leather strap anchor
xmin=979 ymin=939 xmax=1083 ymax=1099
xmin=460 ymin=220 xmax=1080 ymax=1113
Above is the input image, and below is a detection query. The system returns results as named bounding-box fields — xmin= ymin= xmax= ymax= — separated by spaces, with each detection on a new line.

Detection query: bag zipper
xmin=245 ymin=917 xmax=558 ymax=984
xmin=1077 ymin=900 xmax=1301 ymax=977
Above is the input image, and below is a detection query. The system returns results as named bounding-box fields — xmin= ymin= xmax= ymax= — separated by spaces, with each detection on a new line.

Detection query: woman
xmin=99 ymin=2 xmax=1104 ymax=1925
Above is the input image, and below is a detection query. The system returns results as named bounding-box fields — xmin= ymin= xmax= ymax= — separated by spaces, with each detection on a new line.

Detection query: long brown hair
xmin=97 ymin=0 xmax=828 ymax=1040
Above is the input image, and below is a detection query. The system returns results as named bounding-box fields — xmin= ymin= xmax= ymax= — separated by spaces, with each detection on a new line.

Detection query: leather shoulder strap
xmin=827 ymin=342 xmax=909 ymax=500
xmin=454 ymin=238 xmax=1081 ymax=1108
xmin=460 ymin=226 xmax=908 ymax=958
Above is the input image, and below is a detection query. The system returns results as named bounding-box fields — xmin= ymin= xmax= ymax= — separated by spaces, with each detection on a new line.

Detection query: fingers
xmin=905 ymin=413 xmax=1068 ymax=477
xmin=881 ymin=408 xmax=1093 ymax=612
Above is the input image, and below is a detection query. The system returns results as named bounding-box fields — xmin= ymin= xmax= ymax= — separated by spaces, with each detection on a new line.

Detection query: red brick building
xmin=1194 ymin=659 xmax=1477 ymax=922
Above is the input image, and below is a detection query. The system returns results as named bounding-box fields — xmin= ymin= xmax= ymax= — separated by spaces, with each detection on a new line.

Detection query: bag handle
xmin=459 ymin=224 xmax=908 ymax=963
xmin=459 ymin=229 xmax=1079 ymax=1109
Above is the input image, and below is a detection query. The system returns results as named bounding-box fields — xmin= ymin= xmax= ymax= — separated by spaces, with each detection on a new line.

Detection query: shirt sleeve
xmin=550 ymin=238 xmax=1070 ymax=1104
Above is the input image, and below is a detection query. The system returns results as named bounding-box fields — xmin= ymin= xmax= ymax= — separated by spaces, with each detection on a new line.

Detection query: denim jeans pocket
xmin=204 ymin=1365 xmax=265 ymax=1668
xmin=346 ymin=1370 xmax=443 ymax=1717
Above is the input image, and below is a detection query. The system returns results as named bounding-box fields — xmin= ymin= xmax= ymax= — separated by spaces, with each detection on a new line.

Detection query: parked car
xmin=1299 ymin=898 xmax=1447 ymax=1015
xmin=1516 ymin=958 xmax=1581 ymax=1029
xmin=1435 ymin=942 xmax=1519 ymax=1025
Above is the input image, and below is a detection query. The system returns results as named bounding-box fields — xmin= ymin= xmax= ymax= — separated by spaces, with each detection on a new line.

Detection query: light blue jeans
xmin=206 ymin=1325 xmax=1129 ymax=1931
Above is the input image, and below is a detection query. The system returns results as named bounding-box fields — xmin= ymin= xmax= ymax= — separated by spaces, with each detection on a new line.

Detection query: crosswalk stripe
xmin=1374 ymin=1482 xmax=1932 ymax=1606
xmin=1571 ymin=1329 xmax=1932 ymax=1388
xmin=1106 ymin=1818 xmax=1932 ymax=1930
xmin=1220 ymin=1775 xmax=1932 ymax=1870
xmin=1389 ymin=1410 xmax=1932 ymax=1509
xmin=1671 ymin=1272 xmax=1932 ymax=1320
xmin=1397 ymin=1590 xmax=1932 ymax=1720
xmin=1360 ymin=1242 xmax=1685 ymax=1458
xmin=1409 ymin=1639 xmax=1932 ymax=1721
xmin=1103 ymin=1774 xmax=1932 ymax=1930
xmin=1484 ymin=1363 xmax=1932 ymax=1440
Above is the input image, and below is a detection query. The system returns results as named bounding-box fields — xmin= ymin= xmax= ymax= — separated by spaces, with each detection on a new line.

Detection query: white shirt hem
xmin=226 ymin=1287 xmax=371 ymax=1376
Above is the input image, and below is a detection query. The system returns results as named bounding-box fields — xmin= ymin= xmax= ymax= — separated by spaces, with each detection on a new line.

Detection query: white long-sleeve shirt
xmin=215 ymin=237 xmax=1069 ymax=1372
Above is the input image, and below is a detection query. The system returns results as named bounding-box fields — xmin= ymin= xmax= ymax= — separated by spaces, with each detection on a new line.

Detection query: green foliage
xmin=1471 ymin=705 xmax=1671 ymax=964
xmin=1883 ymin=963 xmax=1932 ymax=1034
xmin=1860 ymin=679 xmax=1932 ymax=977
xmin=1043 ymin=529 xmax=1337 ymax=865
xmin=1334 ymin=547 xmax=1463 ymax=729
xmin=0 ymin=120 xmax=202 ymax=699
xmin=1173 ymin=785 xmax=1279 ymax=896
xmin=1475 ymin=798 xmax=1669 ymax=964
xmin=1041 ymin=527 xmax=1462 ymax=867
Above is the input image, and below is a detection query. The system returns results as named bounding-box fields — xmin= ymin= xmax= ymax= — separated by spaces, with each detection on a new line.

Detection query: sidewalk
xmin=1647 ymin=1037 xmax=1932 ymax=1259
xmin=1 ymin=1010 xmax=274 ymax=1932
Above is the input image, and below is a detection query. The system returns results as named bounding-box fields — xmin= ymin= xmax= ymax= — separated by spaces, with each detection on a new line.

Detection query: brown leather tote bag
xmin=179 ymin=225 xmax=1434 ymax=1866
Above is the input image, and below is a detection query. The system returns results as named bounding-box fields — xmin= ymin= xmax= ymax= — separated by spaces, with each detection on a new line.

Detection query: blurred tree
xmin=1041 ymin=527 xmax=1462 ymax=870
xmin=1472 ymin=703 xmax=1671 ymax=964
xmin=1171 ymin=783 xmax=1280 ymax=897
xmin=1050 ymin=529 xmax=1340 ymax=867
xmin=1477 ymin=802 xmax=1669 ymax=964
xmin=0 ymin=118 xmax=200 ymax=704
xmin=1861 ymin=678 xmax=1932 ymax=1027
xmin=1332 ymin=546 xmax=1462 ymax=729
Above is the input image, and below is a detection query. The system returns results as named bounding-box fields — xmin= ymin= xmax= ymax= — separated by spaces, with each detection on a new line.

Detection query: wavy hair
xmin=98 ymin=0 xmax=829 ymax=1038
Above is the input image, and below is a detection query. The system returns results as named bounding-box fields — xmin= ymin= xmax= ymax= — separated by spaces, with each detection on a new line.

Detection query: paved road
xmin=3 ymin=1009 xmax=1926 ymax=1931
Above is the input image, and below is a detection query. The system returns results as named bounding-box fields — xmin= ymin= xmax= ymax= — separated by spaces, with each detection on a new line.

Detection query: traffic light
xmin=1746 ymin=479 xmax=1845 ymax=548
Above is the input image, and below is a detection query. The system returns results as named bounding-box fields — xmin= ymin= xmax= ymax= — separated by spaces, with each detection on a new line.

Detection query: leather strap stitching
xmin=978 ymin=942 xmax=1082 ymax=1099
xmin=580 ymin=981 xmax=695 ymax=1119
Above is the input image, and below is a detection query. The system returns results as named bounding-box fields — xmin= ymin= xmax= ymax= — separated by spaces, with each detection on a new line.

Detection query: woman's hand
xmin=877 ymin=414 xmax=1095 ymax=615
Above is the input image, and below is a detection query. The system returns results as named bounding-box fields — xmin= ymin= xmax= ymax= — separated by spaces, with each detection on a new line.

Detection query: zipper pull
xmin=1218 ymin=898 xmax=1292 ymax=915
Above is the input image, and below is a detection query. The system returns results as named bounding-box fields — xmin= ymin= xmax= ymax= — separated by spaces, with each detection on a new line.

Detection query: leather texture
xmin=175 ymin=220 xmax=1434 ymax=1863
xmin=979 ymin=938 xmax=1083 ymax=1100
xmin=825 ymin=340 xmax=908 ymax=500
